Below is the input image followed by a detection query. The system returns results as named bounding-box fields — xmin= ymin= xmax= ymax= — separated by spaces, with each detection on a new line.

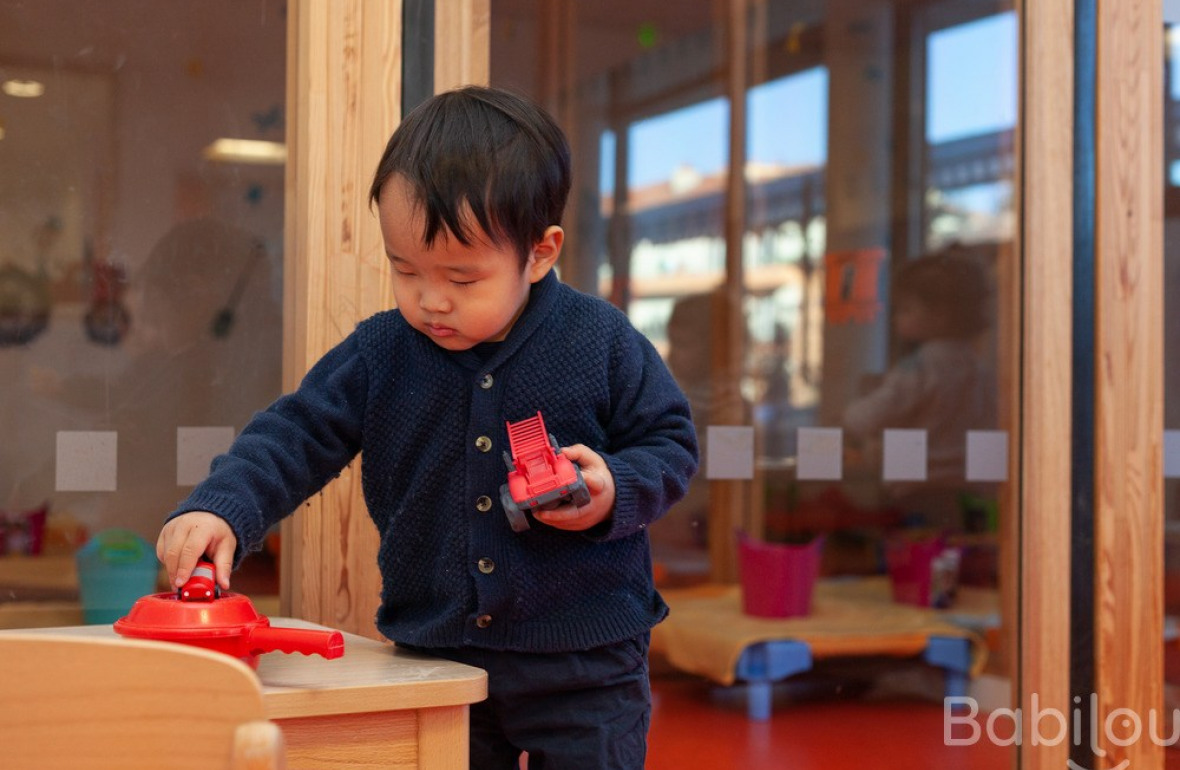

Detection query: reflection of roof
xmin=604 ymin=163 xmax=826 ymax=246
xmin=927 ymin=129 xmax=1014 ymax=189
xmin=605 ymin=162 xmax=821 ymax=215
xmin=601 ymin=128 xmax=1015 ymax=248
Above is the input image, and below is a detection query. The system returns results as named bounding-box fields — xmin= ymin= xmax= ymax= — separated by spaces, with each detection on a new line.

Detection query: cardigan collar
xmin=445 ymin=269 xmax=560 ymax=372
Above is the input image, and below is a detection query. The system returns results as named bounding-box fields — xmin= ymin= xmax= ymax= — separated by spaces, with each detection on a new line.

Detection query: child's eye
xmin=451 ymin=279 xmax=477 ymax=287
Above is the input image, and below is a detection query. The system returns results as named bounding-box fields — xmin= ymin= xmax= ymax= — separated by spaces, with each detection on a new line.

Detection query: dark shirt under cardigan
xmin=169 ymin=270 xmax=699 ymax=654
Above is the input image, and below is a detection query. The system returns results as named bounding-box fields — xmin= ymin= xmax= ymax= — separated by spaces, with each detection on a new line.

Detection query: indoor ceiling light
xmin=2 ymin=79 xmax=45 ymax=98
xmin=203 ymin=138 xmax=286 ymax=165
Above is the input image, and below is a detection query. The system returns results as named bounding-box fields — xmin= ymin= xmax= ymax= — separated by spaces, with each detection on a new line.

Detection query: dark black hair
xmin=368 ymin=86 xmax=571 ymax=266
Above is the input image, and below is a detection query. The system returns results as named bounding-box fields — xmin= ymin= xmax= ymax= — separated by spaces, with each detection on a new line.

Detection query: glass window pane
xmin=0 ymin=1 xmax=285 ymax=608
xmin=492 ymin=0 xmax=1017 ymax=765
xmin=1164 ymin=16 xmax=1180 ymax=732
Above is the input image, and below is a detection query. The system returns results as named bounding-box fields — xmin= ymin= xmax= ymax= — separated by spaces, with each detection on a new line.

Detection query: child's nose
xmin=418 ymin=286 xmax=451 ymax=313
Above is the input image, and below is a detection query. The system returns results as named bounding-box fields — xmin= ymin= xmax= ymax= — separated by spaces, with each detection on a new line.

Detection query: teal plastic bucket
xmin=75 ymin=529 xmax=160 ymax=624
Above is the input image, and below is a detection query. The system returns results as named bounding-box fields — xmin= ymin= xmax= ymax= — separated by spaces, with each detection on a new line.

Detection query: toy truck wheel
xmin=571 ymin=466 xmax=591 ymax=507
xmin=500 ymin=484 xmax=531 ymax=532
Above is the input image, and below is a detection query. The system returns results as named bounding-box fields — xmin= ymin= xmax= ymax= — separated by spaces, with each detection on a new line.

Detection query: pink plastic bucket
xmin=738 ymin=534 xmax=824 ymax=618
xmin=885 ymin=536 xmax=949 ymax=607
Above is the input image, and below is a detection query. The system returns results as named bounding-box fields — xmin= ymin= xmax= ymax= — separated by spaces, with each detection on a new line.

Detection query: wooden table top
xmin=0 ymin=618 xmax=487 ymax=720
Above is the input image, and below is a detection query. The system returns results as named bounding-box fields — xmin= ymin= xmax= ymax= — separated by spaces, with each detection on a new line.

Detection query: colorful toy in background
xmin=75 ymin=529 xmax=161 ymax=624
xmin=885 ymin=532 xmax=961 ymax=609
xmin=499 ymin=411 xmax=590 ymax=532
xmin=0 ymin=503 xmax=48 ymax=555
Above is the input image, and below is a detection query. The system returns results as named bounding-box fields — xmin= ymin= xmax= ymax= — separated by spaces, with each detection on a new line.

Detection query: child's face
xmin=892 ymin=295 xmax=940 ymax=342
xmin=378 ymin=175 xmax=561 ymax=351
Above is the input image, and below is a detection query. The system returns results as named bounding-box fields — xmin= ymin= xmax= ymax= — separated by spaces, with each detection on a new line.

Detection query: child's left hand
xmin=533 ymin=444 xmax=615 ymax=531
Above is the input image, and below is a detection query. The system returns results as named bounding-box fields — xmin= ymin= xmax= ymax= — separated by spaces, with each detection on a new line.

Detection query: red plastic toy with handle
xmin=114 ymin=559 xmax=344 ymax=668
xmin=500 ymin=411 xmax=591 ymax=532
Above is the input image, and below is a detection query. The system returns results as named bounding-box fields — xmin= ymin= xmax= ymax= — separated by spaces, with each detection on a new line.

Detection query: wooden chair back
xmin=0 ymin=633 xmax=284 ymax=770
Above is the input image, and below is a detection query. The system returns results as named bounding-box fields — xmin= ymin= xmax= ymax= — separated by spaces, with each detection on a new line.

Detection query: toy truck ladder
xmin=506 ymin=412 xmax=556 ymax=485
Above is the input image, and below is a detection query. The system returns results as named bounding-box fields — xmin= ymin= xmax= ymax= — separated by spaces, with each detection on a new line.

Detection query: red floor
xmin=647 ymin=673 xmax=1180 ymax=770
xmin=647 ymin=672 xmax=1009 ymax=770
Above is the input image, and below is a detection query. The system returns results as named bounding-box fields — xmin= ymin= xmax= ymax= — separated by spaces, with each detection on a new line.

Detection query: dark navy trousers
xmin=404 ymin=634 xmax=652 ymax=769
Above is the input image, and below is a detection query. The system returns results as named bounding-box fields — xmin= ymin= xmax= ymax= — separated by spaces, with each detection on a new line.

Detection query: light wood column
xmin=1093 ymin=1 xmax=1164 ymax=768
xmin=817 ymin=0 xmax=894 ymax=426
xmin=282 ymin=0 xmax=492 ymax=638
xmin=709 ymin=0 xmax=752 ymax=583
xmin=434 ymin=0 xmax=490 ymax=91
xmin=282 ymin=0 xmax=402 ymax=638
xmin=1018 ymin=1 xmax=1073 ymax=767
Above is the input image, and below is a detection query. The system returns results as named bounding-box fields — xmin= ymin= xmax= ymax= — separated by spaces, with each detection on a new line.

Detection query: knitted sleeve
xmin=596 ymin=323 xmax=700 ymax=541
xmin=167 ymin=332 xmax=369 ymax=560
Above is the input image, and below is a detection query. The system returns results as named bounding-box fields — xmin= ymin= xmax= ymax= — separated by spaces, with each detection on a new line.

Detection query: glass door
xmin=490 ymin=0 xmax=1018 ymax=765
xmin=0 ymin=0 xmax=287 ymax=624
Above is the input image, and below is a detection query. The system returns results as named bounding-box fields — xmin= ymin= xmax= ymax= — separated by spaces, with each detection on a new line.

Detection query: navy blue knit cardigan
xmin=169 ymin=271 xmax=699 ymax=652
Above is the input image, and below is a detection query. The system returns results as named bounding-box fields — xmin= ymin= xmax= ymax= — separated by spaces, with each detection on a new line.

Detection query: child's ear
xmin=527 ymin=226 xmax=564 ymax=282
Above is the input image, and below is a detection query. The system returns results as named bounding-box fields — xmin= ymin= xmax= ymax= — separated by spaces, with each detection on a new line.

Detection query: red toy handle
xmin=247 ymin=625 xmax=345 ymax=659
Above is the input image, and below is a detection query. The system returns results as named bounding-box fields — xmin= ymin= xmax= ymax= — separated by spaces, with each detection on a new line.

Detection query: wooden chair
xmin=0 ymin=633 xmax=285 ymax=769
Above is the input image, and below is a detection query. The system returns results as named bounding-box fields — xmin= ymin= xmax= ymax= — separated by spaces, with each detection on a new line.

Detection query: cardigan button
xmin=475 ymin=436 xmax=492 ymax=452
xmin=476 ymin=614 xmax=493 ymax=628
xmin=480 ymin=373 xmax=494 ymax=389
xmin=478 ymin=558 xmax=495 ymax=574
xmin=476 ymin=495 xmax=493 ymax=512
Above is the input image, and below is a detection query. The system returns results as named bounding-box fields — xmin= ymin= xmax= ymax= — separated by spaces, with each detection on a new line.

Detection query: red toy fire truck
xmin=178 ymin=559 xmax=219 ymax=601
xmin=500 ymin=411 xmax=591 ymax=532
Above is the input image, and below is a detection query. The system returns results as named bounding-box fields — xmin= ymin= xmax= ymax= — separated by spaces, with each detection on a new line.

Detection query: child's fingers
xmin=173 ymin=536 xmax=210 ymax=588
xmin=211 ymin=540 xmax=235 ymax=590
xmin=581 ymin=469 xmax=607 ymax=493
xmin=561 ymin=443 xmax=603 ymax=463
xmin=160 ymin=513 xmax=219 ymax=587
xmin=535 ymin=504 xmax=595 ymax=530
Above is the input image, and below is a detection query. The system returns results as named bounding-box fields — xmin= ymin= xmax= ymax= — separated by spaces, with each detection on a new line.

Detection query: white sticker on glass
xmin=882 ymin=429 xmax=928 ymax=481
xmin=796 ymin=427 xmax=843 ymax=480
xmin=966 ymin=430 xmax=1009 ymax=482
xmin=55 ymin=431 xmax=118 ymax=492
xmin=705 ymin=425 xmax=755 ymax=480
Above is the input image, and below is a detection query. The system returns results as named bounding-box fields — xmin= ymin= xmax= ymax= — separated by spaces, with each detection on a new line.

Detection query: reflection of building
xmin=601 ymin=127 xmax=1015 ymax=417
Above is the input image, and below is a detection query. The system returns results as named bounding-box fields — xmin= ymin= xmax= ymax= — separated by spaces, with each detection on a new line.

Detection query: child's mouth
xmin=426 ymin=323 xmax=456 ymax=338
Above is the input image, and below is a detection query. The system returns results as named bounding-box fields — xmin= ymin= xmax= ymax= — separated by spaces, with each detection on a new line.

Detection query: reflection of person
xmin=157 ymin=86 xmax=699 ymax=769
xmin=663 ymin=289 xmax=749 ymax=553
xmin=114 ymin=217 xmax=282 ymax=522
xmin=756 ymin=323 xmax=799 ymax=460
xmin=666 ymin=289 xmax=748 ymax=425
xmin=842 ymin=248 xmax=994 ymax=527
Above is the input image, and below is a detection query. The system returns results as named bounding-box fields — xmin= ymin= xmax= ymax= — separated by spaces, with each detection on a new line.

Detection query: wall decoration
xmin=83 ymin=260 xmax=130 ymax=345
xmin=251 ymin=104 xmax=283 ymax=134
xmin=823 ymin=247 xmax=886 ymax=324
xmin=0 ymin=264 xmax=50 ymax=346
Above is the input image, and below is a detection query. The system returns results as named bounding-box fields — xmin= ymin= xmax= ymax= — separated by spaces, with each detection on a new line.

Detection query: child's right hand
xmin=156 ymin=511 xmax=237 ymax=591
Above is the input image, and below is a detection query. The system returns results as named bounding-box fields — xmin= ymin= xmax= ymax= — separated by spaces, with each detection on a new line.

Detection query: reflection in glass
xmin=0 ymin=2 xmax=285 ymax=586
xmin=1162 ymin=17 xmax=1180 ymax=728
xmin=492 ymin=2 xmax=1016 ymax=760
xmin=493 ymin=4 xmax=1019 ymax=754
